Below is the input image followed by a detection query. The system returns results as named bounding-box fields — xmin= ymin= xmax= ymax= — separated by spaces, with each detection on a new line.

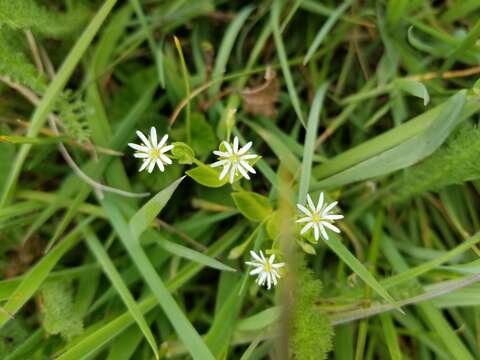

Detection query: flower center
xmin=263 ymin=262 xmax=272 ymax=273
xmin=150 ymin=148 xmax=161 ymax=160
xmin=311 ymin=212 xmax=323 ymax=223
xmin=229 ymin=154 xmax=240 ymax=163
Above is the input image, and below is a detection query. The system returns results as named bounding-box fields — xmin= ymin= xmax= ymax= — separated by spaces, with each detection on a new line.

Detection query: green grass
xmin=1 ymin=1 xmax=480 ymax=359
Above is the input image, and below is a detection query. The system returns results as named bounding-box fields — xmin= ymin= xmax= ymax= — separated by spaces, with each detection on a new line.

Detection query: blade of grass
xmin=102 ymin=196 xmax=215 ymax=360
xmin=153 ymin=233 xmax=236 ymax=272
xmin=83 ymin=226 xmax=160 ymax=360
xmin=303 ymin=0 xmax=352 ymax=65
xmin=298 ymin=83 xmax=328 ymax=202
xmin=129 ymin=176 xmax=185 ymax=239
xmin=271 ymin=0 xmax=305 ymax=127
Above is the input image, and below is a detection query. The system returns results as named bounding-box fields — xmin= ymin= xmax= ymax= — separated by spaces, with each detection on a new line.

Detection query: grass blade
xmin=298 ymin=83 xmax=328 ymax=202
xmin=102 ymin=196 xmax=215 ymax=360
xmin=83 ymin=226 xmax=159 ymax=359
xmin=129 ymin=176 xmax=185 ymax=239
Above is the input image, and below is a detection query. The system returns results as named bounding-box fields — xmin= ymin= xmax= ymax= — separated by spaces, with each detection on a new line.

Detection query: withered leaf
xmin=241 ymin=66 xmax=279 ymax=118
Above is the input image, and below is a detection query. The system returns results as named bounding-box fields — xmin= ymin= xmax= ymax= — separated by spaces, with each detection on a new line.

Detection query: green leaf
xmin=154 ymin=234 xmax=236 ymax=272
xmin=191 ymin=113 xmax=217 ymax=157
xmin=326 ymin=237 xmax=401 ymax=312
xmin=40 ymin=280 xmax=83 ymax=340
xmin=83 ymin=227 xmax=159 ymax=359
xmin=102 ymin=197 xmax=215 ymax=360
xmin=231 ymin=191 xmax=273 ymax=222
xmin=313 ymin=90 xmax=467 ymax=189
xmin=395 ymin=78 xmax=430 ymax=106
xmin=186 ymin=164 xmax=227 ymax=188
xmin=171 ymin=142 xmax=196 ymax=165
xmin=129 ymin=176 xmax=184 ymax=238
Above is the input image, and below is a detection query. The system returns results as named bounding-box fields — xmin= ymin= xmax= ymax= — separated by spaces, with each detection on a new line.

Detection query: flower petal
xmin=139 ymin=159 xmax=150 ymax=172
xmin=158 ymin=134 xmax=169 ymax=148
xmin=223 ymin=141 xmax=233 ymax=154
xmin=240 ymin=160 xmax=256 ymax=174
xmin=319 ymin=224 xmax=329 ymax=240
xmin=219 ymin=162 xmax=231 ymax=180
xmin=147 ymin=160 xmax=156 ymax=173
xmin=322 ymin=201 xmax=338 ymax=215
xmin=313 ymin=223 xmax=320 ymax=241
xmin=161 ymin=154 xmax=172 ymax=164
xmin=229 ymin=164 xmax=236 ymax=183
xmin=300 ymin=222 xmax=314 ymax=235
xmin=296 ymin=216 xmax=311 ymax=223
xmin=317 ymin=192 xmax=324 ymax=212
xmin=306 ymin=194 xmax=315 ymax=211
xmin=250 ymin=250 xmax=263 ymax=263
xmin=238 ymin=141 xmax=252 ymax=155
xmin=150 ymin=127 xmax=157 ymax=147
xmin=233 ymin=136 xmax=239 ymax=153
xmin=323 ymin=214 xmax=344 ymax=220
xmin=213 ymin=150 xmax=230 ymax=157
xmin=211 ymin=160 xmax=227 ymax=168
xmin=297 ymin=204 xmax=312 ymax=216
xmin=156 ymin=159 xmax=165 ymax=172
xmin=322 ymin=221 xmax=341 ymax=233
xmin=237 ymin=164 xmax=251 ymax=180
xmin=160 ymin=144 xmax=173 ymax=153
xmin=134 ymin=152 xmax=150 ymax=159
xmin=128 ymin=143 xmax=150 ymax=152
xmin=136 ymin=130 xmax=151 ymax=147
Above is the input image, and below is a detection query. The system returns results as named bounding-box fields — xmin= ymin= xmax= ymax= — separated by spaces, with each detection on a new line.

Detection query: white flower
xmin=297 ymin=193 xmax=344 ymax=241
xmin=128 ymin=127 xmax=174 ymax=173
xmin=245 ymin=250 xmax=284 ymax=290
xmin=210 ymin=136 xmax=257 ymax=183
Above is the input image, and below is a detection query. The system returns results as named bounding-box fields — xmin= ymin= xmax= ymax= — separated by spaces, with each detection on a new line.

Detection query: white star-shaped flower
xmin=128 ymin=127 xmax=174 ymax=173
xmin=297 ymin=193 xmax=344 ymax=241
xmin=210 ymin=136 xmax=257 ymax=183
xmin=245 ymin=250 xmax=284 ymax=290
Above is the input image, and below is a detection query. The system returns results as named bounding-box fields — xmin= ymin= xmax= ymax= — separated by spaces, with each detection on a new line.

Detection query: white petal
xmin=136 ymin=130 xmax=151 ymax=147
xmin=259 ymin=250 xmax=267 ymax=262
xmin=219 ymin=162 xmax=231 ymax=180
xmin=241 ymin=154 xmax=257 ymax=160
xmin=128 ymin=143 xmax=150 ymax=152
xmin=147 ymin=160 xmax=156 ymax=173
xmin=237 ymin=164 xmax=251 ymax=180
xmin=160 ymin=144 xmax=173 ymax=153
xmin=158 ymin=134 xmax=169 ymax=148
xmin=307 ymin=194 xmax=315 ymax=211
xmin=272 ymin=262 xmax=285 ymax=269
xmin=297 ymin=204 xmax=312 ymax=216
xmin=317 ymin=192 xmax=324 ymax=212
xmin=150 ymin=127 xmax=157 ymax=147
xmin=250 ymin=250 xmax=263 ymax=262
xmin=322 ymin=221 xmax=341 ymax=233
xmin=249 ymin=267 xmax=263 ymax=275
xmin=296 ymin=216 xmax=312 ymax=223
xmin=161 ymin=154 xmax=172 ymax=164
xmin=223 ymin=141 xmax=233 ymax=154
xmin=313 ymin=223 xmax=320 ymax=241
xmin=233 ymin=136 xmax=239 ymax=153
xmin=211 ymin=160 xmax=227 ymax=168
xmin=322 ymin=201 xmax=338 ymax=215
xmin=134 ymin=152 xmax=150 ymax=158
xmin=238 ymin=141 xmax=252 ymax=155
xmin=268 ymin=254 xmax=276 ymax=264
xmin=319 ymin=224 xmax=329 ymax=240
xmin=229 ymin=164 xmax=236 ymax=183
xmin=323 ymin=214 xmax=344 ymax=220
xmin=266 ymin=273 xmax=271 ymax=289
xmin=300 ymin=222 xmax=314 ymax=235
xmin=139 ymin=159 xmax=150 ymax=172
xmin=213 ymin=150 xmax=230 ymax=157
xmin=240 ymin=160 xmax=256 ymax=174
xmin=156 ymin=159 xmax=165 ymax=172
xmin=245 ymin=261 xmax=262 ymax=267
xmin=257 ymin=272 xmax=267 ymax=286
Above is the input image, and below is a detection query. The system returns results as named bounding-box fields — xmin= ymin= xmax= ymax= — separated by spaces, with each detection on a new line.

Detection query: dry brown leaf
xmin=241 ymin=66 xmax=279 ymax=118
